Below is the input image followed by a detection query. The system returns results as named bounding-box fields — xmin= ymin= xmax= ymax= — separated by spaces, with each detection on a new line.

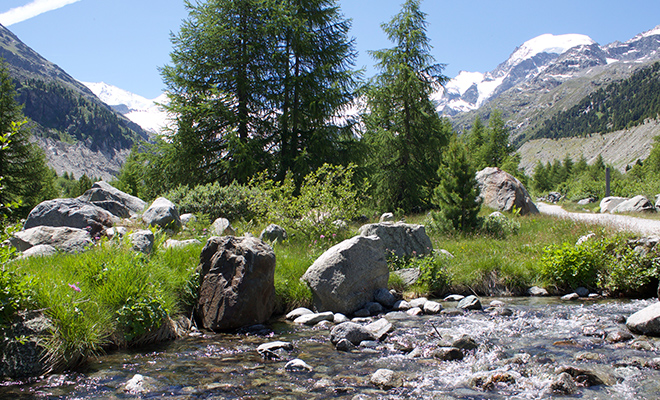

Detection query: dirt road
xmin=539 ymin=203 xmax=660 ymax=344
xmin=538 ymin=202 xmax=660 ymax=236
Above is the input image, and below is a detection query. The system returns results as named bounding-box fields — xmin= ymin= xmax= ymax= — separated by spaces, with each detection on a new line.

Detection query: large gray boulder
xmin=24 ymin=198 xmax=115 ymax=235
xmin=79 ymin=181 xmax=146 ymax=216
xmin=11 ymin=226 xmax=93 ymax=253
xmin=627 ymin=302 xmax=660 ymax=336
xmin=301 ymin=235 xmax=388 ymax=315
xmin=142 ymin=197 xmax=181 ymax=230
xmin=196 ymin=236 xmax=276 ymax=331
xmin=611 ymin=195 xmax=655 ymax=214
xmin=476 ymin=167 xmax=539 ymax=215
xmin=359 ymin=222 xmax=432 ymax=258
xmin=600 ymin=197 xmax=628 ymax=213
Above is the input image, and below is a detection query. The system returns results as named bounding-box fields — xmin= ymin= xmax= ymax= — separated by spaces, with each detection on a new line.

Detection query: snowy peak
xmin=506 ymin=34 xmax=596 ymax=67
xmin=634 ymin=24 xmax=660 ymax=40
xmin=83 ymin=82 xmax=170 ymax=134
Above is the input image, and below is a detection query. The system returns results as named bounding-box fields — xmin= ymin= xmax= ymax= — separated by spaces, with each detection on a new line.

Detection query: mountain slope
xmin=83 ymin=82 xmax=170 ymax=134
xmin=0 ymin=23 xmax=149 ymax=180
xmin=437 ymin=26 xmax=660 ymax=145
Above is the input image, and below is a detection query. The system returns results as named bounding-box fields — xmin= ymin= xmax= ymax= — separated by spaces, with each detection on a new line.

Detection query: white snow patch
xmin=445 ymin=71 xmax=484 ymax=96
xmin=606 ymin=58 xmax=619 ymax=64
xmin=638 ymin=25 xmax=660 ymax=39
xmin=507 ymin=33 xmax=595 ymax=66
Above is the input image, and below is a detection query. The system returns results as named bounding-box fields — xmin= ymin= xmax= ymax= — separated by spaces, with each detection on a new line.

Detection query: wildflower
xmin=320 ymin=234 xmax=325 ymax=239
xmin=69 ymin=283 xmax=81 ymax=292
xmin=332 ymin=233 xmax=337 ymax=238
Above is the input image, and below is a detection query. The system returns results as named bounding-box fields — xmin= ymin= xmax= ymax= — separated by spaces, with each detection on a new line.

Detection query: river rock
xmin=374 ymin=288 xmax=396 ymax=308
xmin=561 ymin=293 xmax=580 ymax=301
xmin=143 ymin=197 xmax=181 ymax=230
xmin=286 ymin=307 xmax=314 ymax=320
xmin=79 ymin=181 xmax=146 ymax=216
xmin=409 ymin=297 xmax=428 ymax=308
xmin=574 ymin=287 xmax=589 ymax=297
xmin=475 ymin=167 xmax=539 ymax=215
xmin=334 ymin=313 xmax=349 ymax=324
xmin=259 ymin=224 xmax=288 ymax=242
xmin=600 ymin=196 xmax=628 ymax=213
xmin=528 ymin=286 xmax=549 ymax=296
xmin=359 ymin=222 xmax=433 ymax=258
xmin=285 ymin=359 xmax=313 ymax=372
xmin=122 ymin=374 xmax=157 ymax=394
xmin=392 ymin=300 xmax=411 ymax=311
xmin=612 ymin=195 xmax=655 ymax=213
xmin=555 ymin=366 xmax=607 ymax=387
xmin=330 ymin=322 xmax=376 ymax=346
xmin=627 ymin=302 xmax=660 ymax=336
xmin=211 ymin=217 xmax=235 ymax=236
xmin=0 ymin=313 xmax=50 ymax=378
xmin=294 ymin=312 xmax=334 ymax=325
xmin=365 ymin=318 xmax=393 ymax=340
xmin=23 ymin=198 xmax=115 ymax=235
xmin=257 ymin=341 xmax=293 ymax=359
xmin=129 ymin=230 xmax=154 ymax=254
xmin=11 ymin=226 xmax=92 ymax=253
xmin=393 ymin=268 xmax=421 ymax=286
xmin=163 ymin=238 xmax=201 ymax=249
xmin=549 ymin=372 xmax=578 ymax=395
xmin=301 ymin=235 xmax=388 ymax=315
xmin=444 ymin=294 xmax=465 ymax=302
xmin=470 ymin=371 xmax=517 ymax=391
xmin=433 ymin=347 xmax=464 ymax=361
xmin=370 ymin=369 xmax=402 ymax=390
xmin=452 ymin=335 xmax=479 ymax=350
xmin=458 ymin=295 xmax=482 ymax=311
xmin=406 ymin=307 xmax=423 ymax=316
xmin=196 ymin=236 xmax=276 ymax=331
xmin=423 ymin=301 xmax=443 ymax=314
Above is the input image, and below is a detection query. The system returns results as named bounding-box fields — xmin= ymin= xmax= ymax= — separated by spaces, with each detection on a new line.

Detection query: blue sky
xmin=1 ymin=0 xmax=659 ymax=99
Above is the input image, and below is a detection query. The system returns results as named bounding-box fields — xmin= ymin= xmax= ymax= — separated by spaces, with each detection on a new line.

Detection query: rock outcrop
xmin=11 ymin=226 xmax=92 ymax=253
xmin=79 ymin=181 xmax=146 ymax=217
xmin=195 ymin=236 xmax=276 ymax=331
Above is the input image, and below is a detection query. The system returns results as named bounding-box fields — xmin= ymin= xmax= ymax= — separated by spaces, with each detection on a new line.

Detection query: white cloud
xmin=0 ymin=0 xmax=83 ymax=26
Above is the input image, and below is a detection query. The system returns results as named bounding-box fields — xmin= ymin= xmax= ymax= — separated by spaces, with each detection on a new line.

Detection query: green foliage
xmin=464 ymin=111 xmax=518 ymax=173
xmin=480 ymin=213 xmax=521 ymax=239
xmin=596 ymin=239 xmax=660 ymax=297
xmin=362 ymin=0 xmax=450 ymax=212
xmin=161 ymin=0 xmax=359 ymax=188
xmin=533 ymin=61 xmax=660 ymax=140
xmin=164 ymin=181 xmax=260 ymax=222
xmin=0 ymin=61 xmax=54 ymax=217
xmin=540 ymin=241 xmax=607 ymax=291
xmin=115 ymin=295 xmax=168 ymax=343
xmin=433 ymin=137 xmax=481 ymax=232
xmin=249 ymin=163 xmax=367 ymax=240
xmin=387 ymin=253 xmax=451 ymax=296
xmin=0 ymin=267 xmax=31 ymax=326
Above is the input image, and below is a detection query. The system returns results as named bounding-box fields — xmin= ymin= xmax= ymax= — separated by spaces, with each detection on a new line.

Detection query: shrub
xmin=540 ymin=240 xmax=608 ymax=292
xmin=597 ymin=238 xmax=660 ymax=297
xmin=387 ymin=253 xmax=451 ymax=296
xmin=480 ymin=213 xmax=521 ymax=238
xmin=116 ymin=295 xmax=169 ymax=343
xmin=164 ymin=181 xmax=260 ymax=222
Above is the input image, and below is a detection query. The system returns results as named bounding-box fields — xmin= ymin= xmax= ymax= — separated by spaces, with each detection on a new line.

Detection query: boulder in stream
xmin=627 ymin=302 xmax=660 ymax=336
xmin=195 ymin=236 xmax=276 ymax=331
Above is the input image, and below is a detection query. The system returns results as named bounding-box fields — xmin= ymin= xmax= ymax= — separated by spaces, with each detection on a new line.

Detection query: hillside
xmin=517 ymin=118 xmax=660 ymax=175
xmin=0 ymin=23 xmax=149 ymax=180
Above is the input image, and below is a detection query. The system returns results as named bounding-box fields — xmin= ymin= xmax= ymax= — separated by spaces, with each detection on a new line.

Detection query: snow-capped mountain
xmin=83 ymin=82 xmax=170 ymax=134
xmin=436 ymin=27 xmax=660 ymax=117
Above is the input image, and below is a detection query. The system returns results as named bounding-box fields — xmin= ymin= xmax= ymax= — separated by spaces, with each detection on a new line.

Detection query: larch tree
xmin=362 ymin=0 xmax=451 ymax=212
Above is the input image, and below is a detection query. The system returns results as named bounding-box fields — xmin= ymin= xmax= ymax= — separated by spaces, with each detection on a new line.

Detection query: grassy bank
xmin=2 ymin=210 xmax=657 ymax=374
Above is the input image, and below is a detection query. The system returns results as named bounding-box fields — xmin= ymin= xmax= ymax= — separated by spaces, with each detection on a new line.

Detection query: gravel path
xmin=538 ymin=202 xmax=660 ymax=236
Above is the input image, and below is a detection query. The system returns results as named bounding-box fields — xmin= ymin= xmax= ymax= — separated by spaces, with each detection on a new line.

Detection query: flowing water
xmin=3 ymin=298 xmax=660 ymax=399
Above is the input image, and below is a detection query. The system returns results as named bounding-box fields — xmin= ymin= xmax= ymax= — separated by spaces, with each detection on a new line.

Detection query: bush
xmin=597 ymin=238 xmax=660 ymax=297
xmin=540 ymin=240 xmax=608 ymax=292
xmin=480 ymin=213 xmax=521 ymax=238
xmin=388 ymin=253 xmax=451 ymax=296
xmin=164 ymin=181 xmax=260 ymax=222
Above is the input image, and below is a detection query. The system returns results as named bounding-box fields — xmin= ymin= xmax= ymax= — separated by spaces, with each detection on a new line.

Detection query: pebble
xmin=285 ymin=359 xmax=313 ymax=372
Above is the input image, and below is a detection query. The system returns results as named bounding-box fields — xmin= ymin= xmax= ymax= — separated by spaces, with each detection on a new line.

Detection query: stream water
xmin=3 ymin=297 xmax=660 ymax=399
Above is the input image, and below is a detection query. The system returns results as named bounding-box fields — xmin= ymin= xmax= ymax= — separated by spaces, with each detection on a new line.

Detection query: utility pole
xmin=605 ymin=167 xmax=611 ymax=198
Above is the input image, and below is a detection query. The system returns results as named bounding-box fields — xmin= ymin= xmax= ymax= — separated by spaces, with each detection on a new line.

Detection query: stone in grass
xmin=457 ymin=295 xmax=482 ymax=311
xmin=370 ymin=369 xmax=402 ymax=390
xmin=129 ymin=230 xmax=154 ymax=254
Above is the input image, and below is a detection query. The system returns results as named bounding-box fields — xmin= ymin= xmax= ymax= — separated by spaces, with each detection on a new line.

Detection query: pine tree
xmin=362 ymin=0 xmax=450 ymax=212
xmin=0 ymin=59 xmax=52 ymax=218
xmin=434 ymin=137 xmax=481 ymax=232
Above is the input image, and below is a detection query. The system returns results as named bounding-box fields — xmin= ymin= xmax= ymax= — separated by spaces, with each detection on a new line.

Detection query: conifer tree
xmin=434 ymin=137 xmax=481 ymax=232
xmin=362 ymin=0 xmax=451 ymax=212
